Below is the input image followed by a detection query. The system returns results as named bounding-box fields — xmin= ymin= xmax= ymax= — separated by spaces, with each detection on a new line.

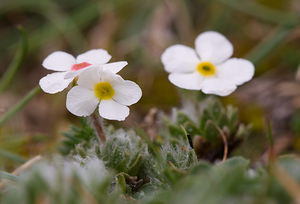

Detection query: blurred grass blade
xmin=0 ymin=171 xmax=18 ymax=182
xmin=38 ymin=0 xmax=87 ymax=51
xmin=0 ymin=86 xmax=41 ymax=127
xmin=0 ymin=1 xmax=100 ymax=53
xmin=216 ymin=0 xmax=299 ymax=26
xmin=0 ymin=27 xmax=27 ymax=93
xmin=266 ymin=120 xmax=274 ymax=147
xmin=245 ymin=26 xmax=293 ymax=65
xmin=0 ymin=0 xmax=86 ymax=51
xmin=0 ymin=149 xmax=26 ymax=163
xmin=266 ymin=120 xmax=274 ymax=161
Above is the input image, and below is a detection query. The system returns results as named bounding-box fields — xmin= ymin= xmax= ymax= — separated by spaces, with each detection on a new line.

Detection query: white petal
xmin=42 ymin=51 xmax=75 ymax=71
xmin=64 ymin=66 xmax=94 ymax=79
xmin=161 ymin=45 xmax=200 ymax=73
xmin=64 ymin=71 xmax=78 ymax=79
xmin=76 ymin=49 xmax=111 ymax=65
xmin=217 ymin=58 xmax=255 ymax=85
xmin=100 ymin=69 xmax=124 ymax=84
xmin=202 ymin=78 xmax=237 ymax=96
xmin=102 ymin=61 xmax=128 ymax=73
xmin=113 ymin=80 xmax=142 ymax=106
xmin=195 ymin=31 xmax=233 ymax=64
xmin=78 ymin=67 xmax=125 ymax=89
xmin=98 ymin=100 xmax=129 ymax=121
xmin=66 ymin=86 xmax=99 ymax=117
xmin=77 ymin=67 xmax=101 ymax=89
xmin=39 ymin=72 xmax=73 ymax=94
xmin=168 ymin=72 xmax=203 ymax=90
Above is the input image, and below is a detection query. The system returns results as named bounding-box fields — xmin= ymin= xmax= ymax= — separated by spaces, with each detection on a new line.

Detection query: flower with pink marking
xmin=39 ymin=49 xmax=127 ymax=94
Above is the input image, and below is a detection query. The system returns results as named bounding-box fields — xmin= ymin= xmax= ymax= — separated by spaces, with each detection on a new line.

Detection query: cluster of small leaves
xmin=69 ymin=127 xmax=164 ymax=197
xmin=163 ymin=96 xmax=251 ymax=161
xmin=142 ymin=156 xmax=298 ymax=204
xmin=1 ymin=155 xmax=300 ymax=204
xmin=0 ymin=157 xmax=127 ymax=204
xmin=2 ymin=99 xmax=300 ymax=203
xmin=58 ymin=117 xmax=96 ymax=155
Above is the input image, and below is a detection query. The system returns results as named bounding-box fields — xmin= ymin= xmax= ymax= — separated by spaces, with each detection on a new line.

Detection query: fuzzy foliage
xmin=162 ymin=97 xmax=251 ymax=161
xmin=1 ymin=99 xmax=299 ymax=204
xmin=0 ymin=157 xmax=125 ymax=204
xmin=2 ymin=155 xmax=300 ymax=204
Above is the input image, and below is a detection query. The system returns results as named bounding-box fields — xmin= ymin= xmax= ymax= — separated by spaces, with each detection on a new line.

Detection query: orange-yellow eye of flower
xmin=94 ymin=82 xmax=115 ymax=100
xmin=197 ymin=62 xmax=216 ymax=76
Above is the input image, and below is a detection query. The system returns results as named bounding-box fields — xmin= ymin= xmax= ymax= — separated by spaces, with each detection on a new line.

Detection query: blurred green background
xmin=0 ymin=0 xmax=300 ymax=169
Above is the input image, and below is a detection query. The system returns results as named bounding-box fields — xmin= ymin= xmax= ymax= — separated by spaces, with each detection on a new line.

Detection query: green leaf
xmin=226 ymin=105 xmax=239 ymax=133
xmin=116 ymin=174 xmax=127 ymax=194
xmin=203 ymin=121 xmax=219 ymax=141
xmin=176 ymin=112 xmax=194 ymax=125
xmin=210 ymin=99 xmax=223 ymax=122
xmin=168 ymin=124 xmax=186 ymax=140
xmin=59 ymin=117 xmax=96 ymax=155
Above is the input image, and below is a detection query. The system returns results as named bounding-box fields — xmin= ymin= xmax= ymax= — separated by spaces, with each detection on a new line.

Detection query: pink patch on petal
xmin=71 ymin=62 xmax=91 ymax=71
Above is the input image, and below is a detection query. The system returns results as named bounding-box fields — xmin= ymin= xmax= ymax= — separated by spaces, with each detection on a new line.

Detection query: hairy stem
xmin=90 ymin=114 xmax=106 ymax=143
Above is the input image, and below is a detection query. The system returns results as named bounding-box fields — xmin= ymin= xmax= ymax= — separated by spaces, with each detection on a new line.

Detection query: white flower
xmin=39 ymin=49 xmax=128 ymax=94
xmin=161 ymin=31 xmax=255 ymax=96
xmin=66 ymin=67 xmax=142 ymax=121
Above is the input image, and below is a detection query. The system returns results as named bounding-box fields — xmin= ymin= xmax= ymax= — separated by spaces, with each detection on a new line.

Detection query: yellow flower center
xmin=197 ymin=62 xmax=216 ymax=76
xmin=94 ymin=82 xmax=115 ymax=100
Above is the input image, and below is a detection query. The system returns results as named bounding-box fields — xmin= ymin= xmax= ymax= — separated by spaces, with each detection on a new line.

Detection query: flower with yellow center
xmin=94 ymin=82 xmax=115 ymax=100
xmin=66 ymin=67 xmax=142 ymax=121
xmin=39 ymin=49 xmax=128 ymax=94
xmin=197 ymin=62 xmax=216 ymax=76
xmin=161 ymin=31 xmax=255 ymax=96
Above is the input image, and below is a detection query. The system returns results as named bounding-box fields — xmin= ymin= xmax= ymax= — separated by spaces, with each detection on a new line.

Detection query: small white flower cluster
xmin=39 ymin=31 xmax=255 ymax=121
xmin=39 ymin=49 xmax=142 ymax=121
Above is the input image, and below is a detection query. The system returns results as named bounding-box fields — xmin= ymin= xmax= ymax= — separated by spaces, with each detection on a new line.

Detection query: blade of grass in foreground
xmin=0 ymin=86 xmax=41 ymax=127
xmin=217 ymin=0 xmax=299 ymax=26
xmin=0 ymin=148 xmax=26 ymax=163
xmin=0 ymin=27 xmax=27 ymax=93
xmin=245 ymin=26 xmax=294 ymax=65
xmin=0 ymin=171 xmax=18 ymax=182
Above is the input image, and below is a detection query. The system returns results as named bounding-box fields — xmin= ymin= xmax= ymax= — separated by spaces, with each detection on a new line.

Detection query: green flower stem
xmin=0 ymin=86 xmax=41 ymax=127
xmin=0 ymin=148 xmax=26 ymax=163
xmin=245 ymin=26 xmax=293 ymax=65
xmin=90 ymin=114 xmax=106 ymax=143
xmin=216 ymin=0 xmax=299 ymax=26
xmin=0 ymin=27 xmax=27 ymax=93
